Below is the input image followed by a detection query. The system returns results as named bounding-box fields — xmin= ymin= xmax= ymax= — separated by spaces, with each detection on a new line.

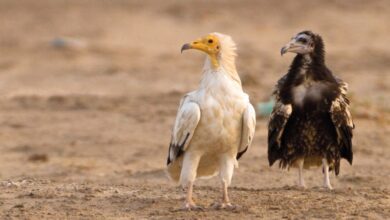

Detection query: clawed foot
xmin=297 ymin=183 xmax=307 ymax=189
xmin=181 ymin=202 xmax=204 ymax=211
xmin=211 ymin=202 xmax=238 ymax=210
xmin=323 ymin=184 xmax=333 ymax=190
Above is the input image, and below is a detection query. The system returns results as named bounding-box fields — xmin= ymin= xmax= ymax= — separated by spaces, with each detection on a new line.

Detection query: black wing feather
xmin=167 ymin=133 xmax=190 ymax=165
xmin=268 ymin=75 xmax=292 ymax=166
xmin=330 ymin=81 xmax=354 ymax=164
xmin=236 ymin=147 xmax=248 ymax=160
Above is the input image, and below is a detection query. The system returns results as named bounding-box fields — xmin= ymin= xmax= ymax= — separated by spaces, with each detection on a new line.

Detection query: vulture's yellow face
xmin=181 ymin=34 xmax=221 ymax=67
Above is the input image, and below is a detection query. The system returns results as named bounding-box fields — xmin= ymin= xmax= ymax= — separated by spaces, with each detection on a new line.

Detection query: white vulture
xmin=166 ymin=33 xmax=256 ymax=210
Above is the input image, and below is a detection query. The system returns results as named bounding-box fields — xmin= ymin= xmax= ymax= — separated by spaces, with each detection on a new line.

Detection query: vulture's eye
xmin=208 ymin=39 xmax=213 ymax=44
xmin=298 ymin=38 xmax=308 ymax=44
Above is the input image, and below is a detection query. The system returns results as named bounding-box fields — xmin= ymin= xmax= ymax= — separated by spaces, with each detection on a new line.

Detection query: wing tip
xmin=167 ymin=157 xmax=172 ymax=165
xmin=236 ymin=147 xmax=248 ymax=160
xmin=347 ymin=155 xmax=353 ymax=165
xmin=268 ymin=155 xmax=277 ymax=167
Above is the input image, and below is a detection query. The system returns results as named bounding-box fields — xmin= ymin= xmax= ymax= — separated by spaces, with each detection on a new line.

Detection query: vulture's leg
xmin=184 ymin=181 xmax=196 ymax=209
xmin=297 ymin=158 xmax=306 ymax=188
xmin=212 ymin=155 xmax=235 ymax=209
xmin=180 ymin=153 xmax=202 ymax=210
xmin=322 ymin=158 xmax=333 ymax=190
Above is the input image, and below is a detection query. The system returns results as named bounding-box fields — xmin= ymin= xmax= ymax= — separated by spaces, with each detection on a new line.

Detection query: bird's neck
xmin=202 ymin=56 xmax=242 ymax=86
xmin=288 ymin=53 xmax=330 ymax=81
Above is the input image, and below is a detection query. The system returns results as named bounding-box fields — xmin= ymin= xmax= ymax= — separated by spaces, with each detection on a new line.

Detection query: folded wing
xmin=330 ymin=81 xmax=354 ymax=165
xmin=268 ymin=75 xmax=292 ymax=166
xmin=237 ymin=103 xmax=256 ymax=160
xmin=167 ymin=95 xmax=201 ymax=165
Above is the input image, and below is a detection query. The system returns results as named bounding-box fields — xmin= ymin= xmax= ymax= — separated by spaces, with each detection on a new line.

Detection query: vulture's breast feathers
xmin=287 ymin=75 xmax=340 ymax=111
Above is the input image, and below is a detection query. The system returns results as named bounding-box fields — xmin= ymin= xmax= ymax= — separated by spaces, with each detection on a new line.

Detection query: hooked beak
xmin=281 ymin=46 xmax=288 ymax=56
xmin=280 ymin=40 xmax=308 ymax=56
xmin=280 ymin=42 xmax=298 ymax=56
xmin=181 ymin=43 xmax=191 ymax=53
xmin=180 ymin=37 xmax=215 ymax=55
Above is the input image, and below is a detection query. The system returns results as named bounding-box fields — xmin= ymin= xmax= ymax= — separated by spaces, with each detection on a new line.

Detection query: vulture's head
xmin=181 ymin=33 xmax=237 ymax=68
xmin=181 ymin=34 xmax=221 ymax=55
xmin=281 ymin=31 xmax=323 ymax=56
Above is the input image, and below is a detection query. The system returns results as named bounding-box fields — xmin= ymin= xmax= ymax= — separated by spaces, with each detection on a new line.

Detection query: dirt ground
xmin=0 ymin=0 xmax=389 ymax=219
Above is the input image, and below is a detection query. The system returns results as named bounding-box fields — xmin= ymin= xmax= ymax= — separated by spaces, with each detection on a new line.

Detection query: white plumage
xmin=166 ymin=33 xmax=256 ymax=209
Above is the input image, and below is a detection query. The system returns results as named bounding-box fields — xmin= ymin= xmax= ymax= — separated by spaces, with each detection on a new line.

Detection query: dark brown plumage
xmin=268 ymin=31 xmax=354 ymax=188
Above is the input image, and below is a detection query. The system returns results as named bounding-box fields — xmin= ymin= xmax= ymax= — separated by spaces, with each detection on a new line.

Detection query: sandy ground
xmin=0 ymin=0 xmax=389 ymax=219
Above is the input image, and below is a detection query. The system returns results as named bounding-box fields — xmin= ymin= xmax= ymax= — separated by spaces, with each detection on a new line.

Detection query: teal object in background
xmin=256 ymin=99 xmax=275 ymax=117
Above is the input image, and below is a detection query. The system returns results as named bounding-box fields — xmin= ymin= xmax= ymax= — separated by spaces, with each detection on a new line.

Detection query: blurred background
xmin=0 ymin=0 xmax=389 ymax=218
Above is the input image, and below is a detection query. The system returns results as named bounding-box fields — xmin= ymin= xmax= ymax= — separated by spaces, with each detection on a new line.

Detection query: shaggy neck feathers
xmin=202 ymin=33 xmax=241 ymax=86
xmin=287 ymin=35 xmax=335 ymax=82
xmin=280 ymin=34 xmax=340 ymax=105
